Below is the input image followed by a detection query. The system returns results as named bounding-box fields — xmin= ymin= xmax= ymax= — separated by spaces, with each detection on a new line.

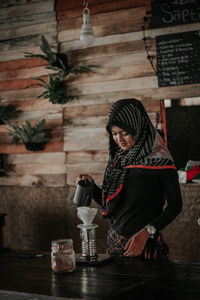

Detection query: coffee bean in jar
xmin=51 ymin=239 xmax=76 ymax=273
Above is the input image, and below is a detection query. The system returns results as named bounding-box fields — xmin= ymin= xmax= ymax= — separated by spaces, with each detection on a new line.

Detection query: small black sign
xmin=151 ymin=0 xmax=200 ymax=28
xmin=156 ymin=30 xmax=200 ymax=87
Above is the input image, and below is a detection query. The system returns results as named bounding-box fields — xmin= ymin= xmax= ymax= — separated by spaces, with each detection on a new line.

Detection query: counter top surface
xmin=0 ymin=252 xmax=200 ymax=300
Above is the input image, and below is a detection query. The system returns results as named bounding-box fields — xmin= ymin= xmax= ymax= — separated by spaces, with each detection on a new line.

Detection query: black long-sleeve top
xmin=92 ymin=168 xmax=182 ymax=238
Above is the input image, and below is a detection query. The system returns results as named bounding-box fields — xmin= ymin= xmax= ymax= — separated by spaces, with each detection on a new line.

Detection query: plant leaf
xmin=35 ymin=119 xmax=45 ymax=132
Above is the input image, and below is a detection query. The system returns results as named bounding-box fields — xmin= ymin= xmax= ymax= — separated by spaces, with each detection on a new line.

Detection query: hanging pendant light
xmin=80 ymin=1 xmax=95 ymax=46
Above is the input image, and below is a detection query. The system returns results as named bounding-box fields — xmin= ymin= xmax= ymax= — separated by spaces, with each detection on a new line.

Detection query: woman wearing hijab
xmin=76 ymin=98 xmax=182 ymax=260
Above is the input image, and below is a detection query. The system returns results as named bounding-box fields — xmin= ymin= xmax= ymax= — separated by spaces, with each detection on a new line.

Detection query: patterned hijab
xmin=101 ymin=98 xmax=175 ymax=218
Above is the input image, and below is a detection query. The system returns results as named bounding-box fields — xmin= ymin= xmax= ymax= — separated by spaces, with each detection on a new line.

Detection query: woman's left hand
xmin=123 ymin=227 xmax=150 ymax=257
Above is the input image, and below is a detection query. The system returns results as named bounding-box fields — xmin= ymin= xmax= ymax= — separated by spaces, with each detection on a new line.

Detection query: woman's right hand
xmin=75 ymin=174 xmax=93 ymax=185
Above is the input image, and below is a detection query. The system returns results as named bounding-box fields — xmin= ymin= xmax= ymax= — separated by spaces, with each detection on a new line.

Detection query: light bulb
xmin=80 ymin=9 xmax=95 ymax=46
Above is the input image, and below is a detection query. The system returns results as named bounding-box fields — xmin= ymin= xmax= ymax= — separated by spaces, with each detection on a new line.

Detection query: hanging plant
xmin=25 ymin=36 xmax=95 ymax=104
xmin=26 ymin=74 xmax=74 ymax=104
xmin=0 ymin=96 xmax=22 ymax=125
xmin=6 ymin=119 xmax=50 ymax=151
xmin=24 ymin=35 xmax=94 ymax=79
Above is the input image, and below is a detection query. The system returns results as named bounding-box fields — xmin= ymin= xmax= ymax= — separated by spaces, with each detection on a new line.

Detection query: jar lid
xmin=51 ymin=239 xmax=73 ymax=250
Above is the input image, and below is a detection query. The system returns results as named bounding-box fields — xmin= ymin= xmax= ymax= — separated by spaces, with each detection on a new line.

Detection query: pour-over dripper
xmin=77 ymin=206 xmax=97 ymax=226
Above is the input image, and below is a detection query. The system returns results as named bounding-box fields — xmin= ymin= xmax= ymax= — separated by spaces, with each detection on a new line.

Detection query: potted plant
xmin=26 ymin=74 xmax=74 ymax=104
xmin=6 ymin=119 xmax=50 ymax=151
xmin=25 ymin=36 xmax=95 ymax=104
xmin=25 ymin=35 xmax=93 ymax=79
xmin=0 ymin=96 xmax=21 ymax=125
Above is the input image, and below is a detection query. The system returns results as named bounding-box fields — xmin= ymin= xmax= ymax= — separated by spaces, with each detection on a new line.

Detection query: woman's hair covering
xmin=102 ymin=98 xmax=175 ymax=218
xmin=106 ymin=98 xmax=156 ymax=160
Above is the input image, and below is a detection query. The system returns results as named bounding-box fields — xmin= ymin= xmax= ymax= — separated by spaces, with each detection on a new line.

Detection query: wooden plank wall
xmin=57 ymin=0 xmax=200 ymax=185
xmin=58 ymin=0 xmax=161 ymax=186
xmin=0 ymin=0 xmax=200 ymax=188
xmin=0 ymin=0 xmax=67 ymax=187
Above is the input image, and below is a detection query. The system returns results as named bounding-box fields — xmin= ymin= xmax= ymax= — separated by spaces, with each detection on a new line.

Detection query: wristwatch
xmin=145 ymin=224 xmax=156 ymax=238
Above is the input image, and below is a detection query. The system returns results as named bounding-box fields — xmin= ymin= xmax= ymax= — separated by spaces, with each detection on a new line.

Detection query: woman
xmin=76 ymin=98 xmax=182 ymax=260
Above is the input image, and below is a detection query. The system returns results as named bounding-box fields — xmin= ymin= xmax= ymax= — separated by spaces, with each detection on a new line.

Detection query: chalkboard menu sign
xmin=151 ymin=0 xmax=200 ymax=28
xmin=156 ymin=30 xmax=200 ymax=87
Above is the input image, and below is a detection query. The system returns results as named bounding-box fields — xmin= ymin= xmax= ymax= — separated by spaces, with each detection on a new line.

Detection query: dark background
xmin=166 ymin=103 xmax=200 ymax=169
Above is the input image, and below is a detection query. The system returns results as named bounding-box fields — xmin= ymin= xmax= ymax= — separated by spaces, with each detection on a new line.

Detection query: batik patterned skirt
xmin=107 ymin=227 xmax=169 ymax=260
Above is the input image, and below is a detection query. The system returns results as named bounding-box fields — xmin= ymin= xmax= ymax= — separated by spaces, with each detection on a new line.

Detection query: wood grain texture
xmin=0 ymin=57 xmax=47 ymax=72
xmin=60 ymin=23 xmax=200 ymax=52
xmin=64 ymin=127 xmax=108 ymax=151
xmin=67 ymin=65 xmax=155 ymax=85
xmin=0 ymin=0 xmax=199 ymax=191
xmin=0 ymin=129 xmax=63 ymax=144
xmin=68 ymin=50 xmax=154 ymax=69
xmin=0 ymin=21 xmax=57 ymax=41
xmin=0 ymin=76 xmax=48 ymax=91
xmin=0 ymin=12 xmax=56 ymax=30
xmin=0 ymin=43 xmax=57 ymax=62
xmin=0 ymin=0 xmax=47 ymax=9
xmin=2 ymin=84 xmax=200 ymax=106
xmin=0 ymin=141 xmax=63 ymax=154
xmin=0 ymin=46 xmax=43 ymax=62
xmin=0 ymin=31 xmax=57 ymax=52
xmin=56 ymin=0 xmax=149 ymax=20
xmin=4 ymin=152 xmax=65 ymax=164
xmin=66 ymin=161 xmax=107 ymax=174
xmin=64 ymin=101 xmax=160 ymax=119
xmin=0 ymin=0 xmax=55 ymax=20
xmin=66 ymin=150 xmax=108 ymax=163
xmin=68 ymin=76 xmax=158 ymax=95
xmin=58 ymin=7 xmax=147 ymax=41
xmin=66 ymin=40 xmax=151 ymax=62
xmin=0 ymin=87 xmax=47 ymax=101
xmin=65 ymin=150 xmax=108 ymax=185
xmin=0 ymin=66 xmax=54 ymax=81
xmin=0 ymin=174 xmax=65 ymax=187
xmin=56 ymin=0 xmax=149 ymax=11
xmin=64 ymin=103 xmax=111 ymax=118
xmin=2 ymin=98 xmax=62 ymax=111
xmin=5 ymin=163 xmax=65 ymax=175
xmin=60 ymin=31 xmax=144 ymax=52
xmin=9 ymin=109 xmax=62 ymax=122
xmin=2 ymin=83 xmax=200 ymax=104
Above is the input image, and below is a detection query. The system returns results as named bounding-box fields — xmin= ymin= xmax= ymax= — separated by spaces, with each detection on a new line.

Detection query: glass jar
xmin=51 ymin=239 xmax=76 ymax=273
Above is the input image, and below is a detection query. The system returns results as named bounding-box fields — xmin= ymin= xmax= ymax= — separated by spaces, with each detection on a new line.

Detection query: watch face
xmin=147 ymin=225 xmax=156 ymax=235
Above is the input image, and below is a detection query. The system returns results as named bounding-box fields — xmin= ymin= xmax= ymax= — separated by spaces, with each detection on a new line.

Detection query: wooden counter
xmin=0 ymin=251 xmax=200 ymax=300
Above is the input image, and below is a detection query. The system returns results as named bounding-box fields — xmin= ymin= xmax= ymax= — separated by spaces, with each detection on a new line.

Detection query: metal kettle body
xmin=73 ymin=180 xmax=94 ymax=207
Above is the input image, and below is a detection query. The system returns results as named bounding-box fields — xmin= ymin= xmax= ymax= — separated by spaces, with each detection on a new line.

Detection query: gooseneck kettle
xmin=73 ymin=180 xmax=94 ymax=207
